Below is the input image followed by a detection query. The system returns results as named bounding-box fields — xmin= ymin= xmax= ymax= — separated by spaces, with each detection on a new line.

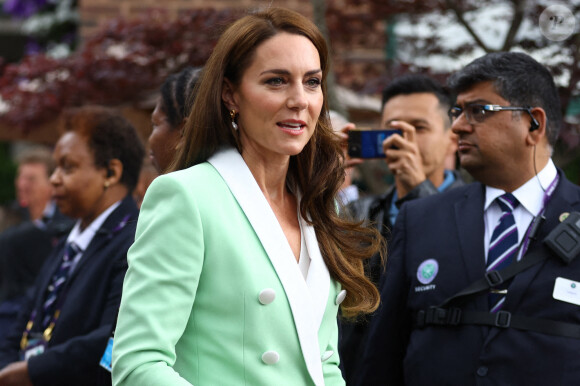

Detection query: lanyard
xmin=517 ymin=173 xmax=560 ymax=259
xmin=20 ymin=293 xmax=67 ymax=350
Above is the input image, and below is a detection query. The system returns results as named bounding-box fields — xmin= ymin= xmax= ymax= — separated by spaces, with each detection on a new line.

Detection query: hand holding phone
xmin=347 ymin=129 xmax=402 ymax=159
xmin=382 ymin=120 xmax=428 ymax=198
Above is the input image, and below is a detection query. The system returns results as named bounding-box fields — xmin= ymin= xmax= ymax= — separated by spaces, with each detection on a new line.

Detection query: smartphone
xmin=347 ymin=129 xmax=401 ymax=158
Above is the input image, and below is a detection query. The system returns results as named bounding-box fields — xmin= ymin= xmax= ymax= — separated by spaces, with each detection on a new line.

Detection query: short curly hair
xmin=57 ymin=105 xmax=145 ymax=192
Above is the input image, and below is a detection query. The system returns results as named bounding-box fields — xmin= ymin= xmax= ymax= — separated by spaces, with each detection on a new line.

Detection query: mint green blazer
xmin=112 ymin=148 xmax=346 ymax=386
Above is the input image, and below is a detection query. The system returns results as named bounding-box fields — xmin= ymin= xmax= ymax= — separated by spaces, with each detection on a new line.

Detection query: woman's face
xmin=224 ymin=32 xmax=324 ymax=162
xmin=149 ymin=100 xmax=181 ymax=173
xmin=50 ymin=131 xmax=109 ymax=228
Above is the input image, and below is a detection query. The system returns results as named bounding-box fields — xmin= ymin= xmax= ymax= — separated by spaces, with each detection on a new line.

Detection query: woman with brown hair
xmin=112 ymin=7 xmax=383 ymax=386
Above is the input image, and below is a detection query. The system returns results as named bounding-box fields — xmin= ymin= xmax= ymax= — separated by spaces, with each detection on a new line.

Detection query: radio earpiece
xmin=529 ymin=116 xmax=540 ymax=132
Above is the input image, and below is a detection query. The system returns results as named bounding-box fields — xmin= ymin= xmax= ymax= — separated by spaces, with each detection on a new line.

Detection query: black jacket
xmin=339 ymin=170 xmax=465 ymax=385
xmin=0 ymin=209 xmax=73 ymax=303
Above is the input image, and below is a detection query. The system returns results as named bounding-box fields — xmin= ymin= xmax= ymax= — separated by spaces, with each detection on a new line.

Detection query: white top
xmin=65 ymin=200 xmax=121 ymax=273
xmin=484 ymin=159 xmax=558 ymax=262
xmin=298 ymin=213 xmax=311 ymax=280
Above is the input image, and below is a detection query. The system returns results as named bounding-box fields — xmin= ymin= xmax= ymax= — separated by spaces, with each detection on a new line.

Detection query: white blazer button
xmin=335 ymin=290 xmax=347 ymax=305
xmin=261 ymin=351 xmax=280 ymax=365
xmin=258 ymin=288 xmax=276 ymax=305
xmin=321 ymin=350 xmax=334 ymax=362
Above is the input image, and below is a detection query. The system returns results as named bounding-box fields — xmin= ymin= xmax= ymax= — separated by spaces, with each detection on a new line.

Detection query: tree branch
xmin=444 ymin=0 xmax=492 ymax=52
xmin=501 ymin=0 xmax=526 ymax=51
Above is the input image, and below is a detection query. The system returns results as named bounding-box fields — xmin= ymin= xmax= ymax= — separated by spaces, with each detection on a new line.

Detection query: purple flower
xmin=24 ymin=39 xmax=44 ymax=55
xmin=3 ymin=0 xmax=49 ymax=19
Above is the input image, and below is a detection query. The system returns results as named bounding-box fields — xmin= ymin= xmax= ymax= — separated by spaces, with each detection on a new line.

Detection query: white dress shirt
xmin=298 ymin=211 xmax=311 ymax=280
xmin=484 ymin=159 xmax=558 ymax=262
xmin=65 ymin=200 xmax=121 ymax=273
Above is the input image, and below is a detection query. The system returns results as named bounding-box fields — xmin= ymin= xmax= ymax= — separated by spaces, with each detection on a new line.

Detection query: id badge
xmin=99 ymin=337 xmax=114 ymax=372
xmin=553 ymin=277 xmax=580 ymax=306
xmin=21 ymin=336 xmax=47 ymax=361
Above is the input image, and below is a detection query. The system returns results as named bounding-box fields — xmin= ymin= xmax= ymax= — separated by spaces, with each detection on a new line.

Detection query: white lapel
xmin=300 ymin=213 xmax=331 ymax=333
xmin=208 ymin=148 xmax=326 ymax=386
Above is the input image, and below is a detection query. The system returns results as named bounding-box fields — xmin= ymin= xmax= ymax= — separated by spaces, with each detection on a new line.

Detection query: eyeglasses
xmin=448 ymin=104 xmax=535 ymax=124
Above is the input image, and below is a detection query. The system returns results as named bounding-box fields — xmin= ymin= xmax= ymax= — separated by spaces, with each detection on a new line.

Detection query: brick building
xmin=78 ymin=0 xmax=385 ymax=122
xmin=79 ymin=0 xmax=313 ymax=39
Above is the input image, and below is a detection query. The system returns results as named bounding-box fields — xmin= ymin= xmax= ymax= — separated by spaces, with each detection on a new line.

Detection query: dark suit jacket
xmin=0 ymin=209 xmax=73 ymax=343
xmin=0 ymin=209 xmax=73 ymax=302
xmin=0 ymin=196 xmax=138 ymax=386
xmin=339 ymin=171 xmax=465 ymax=384
xmin=356 ymin=170 xmax=580 ymax=386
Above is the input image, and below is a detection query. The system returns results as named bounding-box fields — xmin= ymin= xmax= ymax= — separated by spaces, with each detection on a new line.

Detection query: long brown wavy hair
xmin=170 ymin=7 xmax=385 ymax=318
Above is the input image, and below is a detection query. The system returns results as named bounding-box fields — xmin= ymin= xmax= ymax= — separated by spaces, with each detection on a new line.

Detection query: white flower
xmin=18 ymin=79 xmax=44 ymax=92
xmin=106 ymin=43 xmax=128 ymax=60
xmin=0 ymin=96 xmax=11 ymax=115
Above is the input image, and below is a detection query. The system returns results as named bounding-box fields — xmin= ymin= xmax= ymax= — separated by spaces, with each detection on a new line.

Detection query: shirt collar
xmin=338 ymin=184 xmax=360 ymax=205
xmin=33 ymin=201 xmax=57 ymax=229
xmin=438 ymin=170 xmax=456 ymax=192
xmin=66 ymin=200 xmax=122 ymax=252
xmin=485 ymin=158 xmax=558 ymax=216
xmin=42 ymin=200 xmax=57 ymax=219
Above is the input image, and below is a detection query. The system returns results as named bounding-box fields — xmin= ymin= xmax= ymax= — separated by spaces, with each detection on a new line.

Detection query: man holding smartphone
xmin=346 ymin=74 xmax=463 ymax=280
xmin=339 ymin=74 xmax=464 ymax=383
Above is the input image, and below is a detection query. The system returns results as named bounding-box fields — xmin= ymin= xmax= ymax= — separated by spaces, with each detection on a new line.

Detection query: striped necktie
xmin=487 ymin=193 xmax=519 ymax=312
xmin=42 ymin=242 xmax=80 ymax=328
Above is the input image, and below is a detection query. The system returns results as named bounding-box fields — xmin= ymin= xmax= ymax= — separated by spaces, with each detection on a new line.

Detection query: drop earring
xmin=230 ymin=110 xmax=238 ymax=131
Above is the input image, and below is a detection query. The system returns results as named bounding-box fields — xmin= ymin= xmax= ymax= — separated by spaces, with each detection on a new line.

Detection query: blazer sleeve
xmin=0 ymin=292 xmax=33 ymax=368
xmin=112 ymin=176 xmax=202 ymax=386
xmin=356 ymin=203 xmax=412 ymax=385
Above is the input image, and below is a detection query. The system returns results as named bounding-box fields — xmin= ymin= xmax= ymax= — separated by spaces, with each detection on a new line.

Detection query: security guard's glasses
xmin=448 ymin=104 xmax=535 ymax=124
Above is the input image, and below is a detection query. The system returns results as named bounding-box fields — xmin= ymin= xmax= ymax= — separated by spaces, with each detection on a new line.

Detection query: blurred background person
xmin=0 ymin=105 xmax=144 ymax=386
xmin=0 ymin=147 xmax=73 ymax=342
xmin=339 ymin=74 xmax=464 ymax=384
xmin=348 ymin=74 xmax=462 ymax=257
xmin=133 ymin=67 xmax=202 ymax=208
xmin=329 ymin=110 xmax=361 ymax=206
xmin=112 ymin=8 xmax=383 ymax=386
xmin=8 ymin=147 xmax=56 ymax=227
xmin=149 ymin=66 xmax=202 ymax=174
